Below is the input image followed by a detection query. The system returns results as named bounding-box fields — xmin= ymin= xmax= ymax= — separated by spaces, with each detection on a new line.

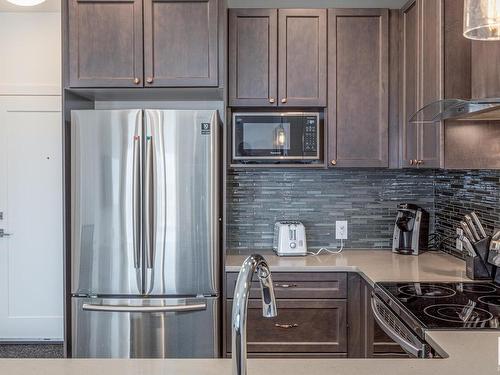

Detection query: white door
xmin=0 ymin=96 xmax=63 ymax=341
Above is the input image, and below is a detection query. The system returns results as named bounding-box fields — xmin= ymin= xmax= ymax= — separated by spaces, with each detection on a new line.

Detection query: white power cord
xmin=307 ymin=239 xmax=344 ymax=256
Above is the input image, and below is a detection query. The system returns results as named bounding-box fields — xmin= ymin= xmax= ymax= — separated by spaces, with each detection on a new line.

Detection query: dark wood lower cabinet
xmin=226 ymin=299 xmax=347 ymax=355
xmin=224 ymin=272 xmax=406 ymax=358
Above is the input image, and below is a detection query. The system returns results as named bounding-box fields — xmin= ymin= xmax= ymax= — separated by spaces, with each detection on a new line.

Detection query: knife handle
xmin=470 ymin=212 xmax=487 ymax=238
xmin=460 ymin=221 xmax=476 ymax=244
xmin=465 ymin=215 xmax=481 ymax=241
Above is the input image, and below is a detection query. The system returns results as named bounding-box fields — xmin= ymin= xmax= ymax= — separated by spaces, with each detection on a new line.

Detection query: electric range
xmin=374 ymin=282 xmax=500 ymax=338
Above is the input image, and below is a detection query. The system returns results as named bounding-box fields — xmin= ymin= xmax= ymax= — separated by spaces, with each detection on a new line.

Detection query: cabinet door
xmin=228 ymin=9 xmax=278 ymax=107
xmin=144 ymin=0 xmax=218 ymax=87
xmin=401 ymin=0 xmax=419 ymax=167
xmin=278 ymin=9 xmax=327 ymax=107
xmin=328 ymin=9 xmax=389 ymax=167
xmin=226 ymin=299 xmax=347 ymax=355
xmin=68 ymin=0 xmax=143 ymax=87
xmin=471 ymin=42 xmax=500 ymax=98
xmin=418 ymin=0 xmax=442 ymax=168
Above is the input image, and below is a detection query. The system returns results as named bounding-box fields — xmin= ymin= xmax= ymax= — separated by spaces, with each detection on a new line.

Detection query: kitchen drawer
xmin=226 ymin=299 xmax=347 ymax=354
xmin=226 ymin=272 xmax=347 ymax=299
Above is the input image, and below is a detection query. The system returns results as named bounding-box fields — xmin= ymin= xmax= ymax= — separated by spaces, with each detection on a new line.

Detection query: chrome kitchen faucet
xmin=232 ymin=254 xmax=277 ymax=375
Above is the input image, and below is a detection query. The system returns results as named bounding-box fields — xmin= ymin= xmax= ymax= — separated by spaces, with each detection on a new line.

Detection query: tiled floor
xmin=0 ymin=344 xmax=63 ymax=358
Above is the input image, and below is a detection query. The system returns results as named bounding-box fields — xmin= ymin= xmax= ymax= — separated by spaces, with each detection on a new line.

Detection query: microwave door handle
xmin=370 ymin=294 xmax=424 ymax=358
xmin=82 ymin=302 xmax=207 ymax=313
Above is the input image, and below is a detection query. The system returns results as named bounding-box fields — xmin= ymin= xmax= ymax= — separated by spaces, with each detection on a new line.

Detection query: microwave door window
xmin=241 ymin=122 xmax=290 ymax=156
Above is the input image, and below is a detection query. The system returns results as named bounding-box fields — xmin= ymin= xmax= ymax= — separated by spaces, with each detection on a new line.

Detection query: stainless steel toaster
xmin=273 ymin=221 xmax=307 ymax=256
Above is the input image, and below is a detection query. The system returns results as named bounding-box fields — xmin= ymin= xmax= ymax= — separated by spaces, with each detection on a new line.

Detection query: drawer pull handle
xmin=274 ymin=283 xmax=298 ymax=288
xmin=275 ymin=323 xmax=299 ymax=329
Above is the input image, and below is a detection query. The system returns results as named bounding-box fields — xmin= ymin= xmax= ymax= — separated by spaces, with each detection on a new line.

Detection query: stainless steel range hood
xmin=409 ymin=98 xmax=500 ymax=123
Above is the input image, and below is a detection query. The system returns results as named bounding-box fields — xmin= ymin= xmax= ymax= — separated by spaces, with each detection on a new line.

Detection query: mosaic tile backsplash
xmin=435 ymin=170 xmax=500 ymax=258
xmin=227 ymin=168 xmax=499 ymax=256
xmin=226 ymin=168 xmax=435 ymax=253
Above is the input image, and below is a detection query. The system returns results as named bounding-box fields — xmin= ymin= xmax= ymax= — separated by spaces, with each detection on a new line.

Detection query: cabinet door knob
xmin=281 ymin=98 xmax=287 ymax=104
xmin=409 ymin=159 xmax=414 ymax=165
xmin=331 ymin=160 xmax=337 ymax=166
xmin=417 ymin=160 xmax=424 ymax=165
xmin=133 ymin=77 xmax=141 ymax=85
xmin=269 ymin=98 xmax=275 ymax=104
xmin=146 ymin=77 xmax=154 ymax=84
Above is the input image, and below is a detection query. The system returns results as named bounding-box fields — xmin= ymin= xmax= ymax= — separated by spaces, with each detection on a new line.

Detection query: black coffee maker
xmin=392 ymin=203 xmax=429 ymax=255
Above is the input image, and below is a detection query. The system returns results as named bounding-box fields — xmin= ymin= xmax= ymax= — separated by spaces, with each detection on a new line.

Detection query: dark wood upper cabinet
xmin=228 ymin=8 xmax=326 ymax=107
xmin=401 ymin=1 xmax=419 ymax=166
xmin=68 ymin=0 xmax=144 ymax=87
xmin=400 ymin=0 xmax=443 ymax=169
xmin=417 ymin=0 xmax=442 ymax=169
xmin=327 ymin=9 xmax=389 ymax=168
xmin=278 ymin=9 xmax=327 ymax=107
xmin=471 ymin=41 xmax=500 ymax=98
xmin=143 ymin=0 xmax=218 ymax=87
xmin=401 ymin=0 xmax=473 ymax=169
xmin=228 ymin=9 xmax=278 ymax=107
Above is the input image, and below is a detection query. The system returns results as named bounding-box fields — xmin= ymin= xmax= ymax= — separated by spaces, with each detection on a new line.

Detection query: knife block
xmin=467 ymin=236 xmax=494 ymax=280
xmin=466 ymin=255 xmax=492 ymax=280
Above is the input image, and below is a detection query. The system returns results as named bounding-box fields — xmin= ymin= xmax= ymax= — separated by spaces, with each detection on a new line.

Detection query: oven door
xmin=232 ymin=113 xmax=320 ymax=161
xmin=371 ymin=293 xmax=430 ymax=358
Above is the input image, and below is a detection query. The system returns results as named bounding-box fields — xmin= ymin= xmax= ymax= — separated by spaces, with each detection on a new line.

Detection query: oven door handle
xmin=370 ymin=293 xmax=425 ymax=358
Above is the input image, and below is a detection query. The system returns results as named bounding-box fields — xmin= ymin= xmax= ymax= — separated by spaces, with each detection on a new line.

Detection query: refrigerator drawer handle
xmin=82 ymin=302 xmax=207 ymax=313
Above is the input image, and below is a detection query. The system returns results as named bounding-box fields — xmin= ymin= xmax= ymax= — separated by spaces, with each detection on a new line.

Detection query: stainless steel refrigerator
xmin=70 ymin=109 xmax=220 ymax=358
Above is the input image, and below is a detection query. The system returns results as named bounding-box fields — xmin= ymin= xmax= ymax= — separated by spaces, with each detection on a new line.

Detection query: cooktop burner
xmin=398 ymin=284 xmax=456 ymax=298
xmin=458 ymin=283 xmax=497 ymax=294
xmin=376 ymin=282 xmax=500 ymax=330
xmin=478 ymin=295 xmax=500 ymax=306
xmin=423 ymin=304 xmax=493 ymax=324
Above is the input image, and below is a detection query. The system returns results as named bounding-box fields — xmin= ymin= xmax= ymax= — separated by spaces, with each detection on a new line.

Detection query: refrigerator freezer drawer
xmin=72 ymin=297 xmax=220 ymax=358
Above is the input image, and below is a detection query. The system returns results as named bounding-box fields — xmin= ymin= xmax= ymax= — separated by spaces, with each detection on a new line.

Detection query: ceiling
xmin=229 ymin=0 xmax=409 ymax=8
xmin=0 ymin=0 xmax=60 ymax=12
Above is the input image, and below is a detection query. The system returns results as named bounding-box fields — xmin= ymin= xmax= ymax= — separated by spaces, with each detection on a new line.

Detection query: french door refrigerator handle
xmin=132 ymin=135 xmax=141 ymax=269
xmin=82 ymin=302 xmax=207 ymax=313
xmin=144 ymin=136 xmax=155 ymax=270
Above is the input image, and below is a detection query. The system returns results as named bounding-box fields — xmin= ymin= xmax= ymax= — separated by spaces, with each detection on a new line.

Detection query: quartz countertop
xmin=225 ymin=249 xmax=469 ymax=285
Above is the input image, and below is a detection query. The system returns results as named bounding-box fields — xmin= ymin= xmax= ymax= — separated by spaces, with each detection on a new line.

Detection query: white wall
xmin=0 ymin=12 xmax=61 ymax=95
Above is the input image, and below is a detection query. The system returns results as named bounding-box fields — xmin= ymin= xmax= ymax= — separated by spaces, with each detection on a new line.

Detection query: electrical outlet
xmin=456 ymin=228 xmax=464 ymax=251
xmin=336 ymin=221 xmax=348 ymax=240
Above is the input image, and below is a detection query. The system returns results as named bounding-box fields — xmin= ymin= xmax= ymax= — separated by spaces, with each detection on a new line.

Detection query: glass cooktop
xmin=376 ymin=282 xmax=500 ymax=330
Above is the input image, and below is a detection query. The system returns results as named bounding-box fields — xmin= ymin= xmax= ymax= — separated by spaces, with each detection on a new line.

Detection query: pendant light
xmin=464 ymin=0 xmax=500 ymax=40
xmin=6 ymin=0 xmax=46 ymax=6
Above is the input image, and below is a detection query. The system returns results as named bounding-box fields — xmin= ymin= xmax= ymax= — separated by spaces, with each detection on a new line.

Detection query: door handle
xmin=82 ymin=302 xmax=207 ymax=313
xmin=132 ymin=136 xmax=141 ymax=269
xmin=0 ymin=229 xmax=12 ymax=238
xmin=274 ymin=323 xmax=299 ymax=329
xmin=144 ymin=136 xmax=155 ymax=270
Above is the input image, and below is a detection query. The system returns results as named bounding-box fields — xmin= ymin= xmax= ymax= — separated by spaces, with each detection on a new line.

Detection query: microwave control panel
xmin=303 ymin=117 xmax=318 ymax=154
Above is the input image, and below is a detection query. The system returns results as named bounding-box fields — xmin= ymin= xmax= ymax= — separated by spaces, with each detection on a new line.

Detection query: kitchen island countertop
xmin=0 ymin=331 xmax=498 ymax=375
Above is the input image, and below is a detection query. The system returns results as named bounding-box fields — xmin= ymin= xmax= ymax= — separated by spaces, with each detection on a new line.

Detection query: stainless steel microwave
xmin=232 ymin=112 xmax=321 ymax=162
